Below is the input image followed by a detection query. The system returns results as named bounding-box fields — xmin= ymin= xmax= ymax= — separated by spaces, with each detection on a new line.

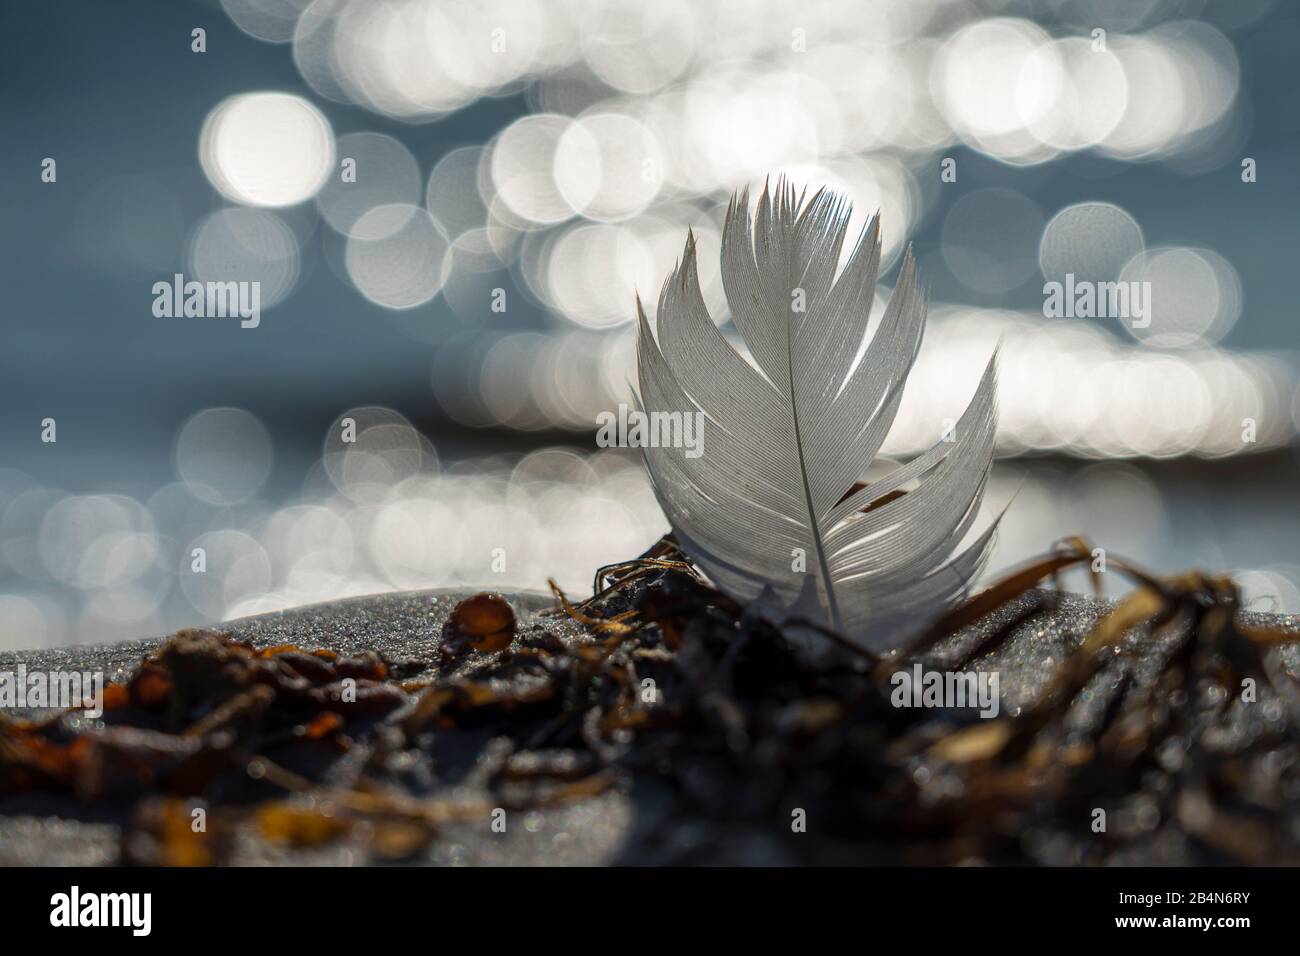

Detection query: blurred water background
xmin=1 ymin=0 xmax=1298 ymax=648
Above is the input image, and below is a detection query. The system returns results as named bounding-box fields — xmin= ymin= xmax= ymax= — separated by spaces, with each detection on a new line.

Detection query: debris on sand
xmin=2 ymin=536 xmax=1298 ymax=865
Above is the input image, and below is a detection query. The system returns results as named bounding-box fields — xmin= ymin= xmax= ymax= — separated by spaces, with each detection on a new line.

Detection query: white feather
xmin=636 ymin=180 xmax=999 ymax=647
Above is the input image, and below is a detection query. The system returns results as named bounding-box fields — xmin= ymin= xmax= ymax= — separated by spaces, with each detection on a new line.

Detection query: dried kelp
xmin=2 ymin=534 xmax=1298 ymax=865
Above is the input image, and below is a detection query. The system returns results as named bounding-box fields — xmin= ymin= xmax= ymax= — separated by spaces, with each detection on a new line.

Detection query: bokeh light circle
xmin=345 ymin=204 xmax=450 ymax=309
xmin=942 ymin=187 xmax=1045 ymax=294
xmin=1039 ymin=202 xmax=1145 ymax=285
xmin=1119 ymin=246 xmax=1241 ymax=349
xmin=175 ymin=407 xmax=274 ymax=505
xmin=199 ymin=92 xmax=335 ymax=207
xmin=188 ymin=208 xmax=302 ymax=309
